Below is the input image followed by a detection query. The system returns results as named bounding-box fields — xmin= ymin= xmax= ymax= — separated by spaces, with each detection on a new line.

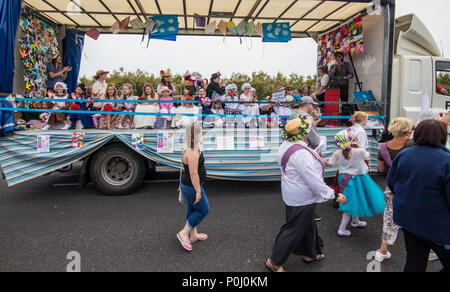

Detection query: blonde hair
xmin=122 ymin=83 xmax=133 ymax=97
xmin=353 ymin=111 xmax=369 ymax=124
xmin=388 ymin=117 xmax=413 ymax=138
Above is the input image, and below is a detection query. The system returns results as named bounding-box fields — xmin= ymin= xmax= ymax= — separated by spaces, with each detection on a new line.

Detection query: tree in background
xmin=79 ymin=70 xmax=317 ymax=98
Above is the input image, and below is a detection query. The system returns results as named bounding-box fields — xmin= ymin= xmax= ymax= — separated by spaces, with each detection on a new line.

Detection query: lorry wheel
xmin=90 ymin=144 xmax=146 ymax=196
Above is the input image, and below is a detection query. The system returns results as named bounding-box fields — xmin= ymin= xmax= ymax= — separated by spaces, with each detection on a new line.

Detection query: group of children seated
xmin=31 ymin=79 xmax=322 ymax=130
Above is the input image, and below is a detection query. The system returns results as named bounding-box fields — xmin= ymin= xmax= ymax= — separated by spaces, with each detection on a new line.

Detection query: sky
xmin=78 ymin=0 xmax=450 ymax=80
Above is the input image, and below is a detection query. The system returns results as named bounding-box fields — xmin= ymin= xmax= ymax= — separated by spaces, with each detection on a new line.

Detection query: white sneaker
xmin=62 ymin=124 xmax=70 ymax=130
xmin=429 ymin=252 xmax=439 ymax=261
xmin=351 ymin=221 xmax=368 ymax=228
xmin=338 ymin=229 xmax=351 ymax=237
xmin=42 ymin=125 xmax=51 ymax=130
xmin=375 ymin=250 xmax=392 ymax=262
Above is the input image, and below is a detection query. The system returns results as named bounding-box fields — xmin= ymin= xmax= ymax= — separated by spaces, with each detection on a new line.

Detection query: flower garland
xmin=281 ymin=116 xmax=313 ymax=143
xmin=334 ymin=128 xmax=359 ymax=150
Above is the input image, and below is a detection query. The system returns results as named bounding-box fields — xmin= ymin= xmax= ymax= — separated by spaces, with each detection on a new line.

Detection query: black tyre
xmin=90 ymin=143 xmax=146 ymax=196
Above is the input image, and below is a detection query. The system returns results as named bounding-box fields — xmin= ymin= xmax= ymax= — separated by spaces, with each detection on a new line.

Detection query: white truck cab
xmin=390 ymin=14 xmax=450 ymax=122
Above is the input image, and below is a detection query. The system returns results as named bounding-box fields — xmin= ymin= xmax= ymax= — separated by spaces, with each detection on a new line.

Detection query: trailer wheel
xmin=90 ymin=144 xmax=146 ymax=196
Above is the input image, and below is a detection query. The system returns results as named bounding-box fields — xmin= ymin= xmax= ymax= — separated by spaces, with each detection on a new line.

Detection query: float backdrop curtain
xmin=63 ymin=29 xmax=85 ymax=94
xmin=0 ymin=0 xmax=22 ymax=94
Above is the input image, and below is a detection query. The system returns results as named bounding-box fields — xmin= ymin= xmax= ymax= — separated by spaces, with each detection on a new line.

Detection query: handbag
xmin=177 ymin=158 xmax=185 ymax=204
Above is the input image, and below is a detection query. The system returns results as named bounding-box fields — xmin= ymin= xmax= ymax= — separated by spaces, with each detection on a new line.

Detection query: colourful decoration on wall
xmin=18 ymin=6 xmax=59 ymax=101
xmin=317 ymin=15 xmax=364 ymax=66
xmin=262 ymin=23 xmax=291 ymax=42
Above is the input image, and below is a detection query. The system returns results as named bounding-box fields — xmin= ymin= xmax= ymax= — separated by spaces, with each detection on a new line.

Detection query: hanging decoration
xmin=119 ymin=16 xmax=130 ymax=30
xmin=218 ymin=20 xmax=227 ymax=36
xmin=255 ymin=22 xmax=264 ymax=37
xmin=111 ymin=21 xmax=120 ymax=34
xmin=227 ymin=21 xmax=237 ymax=34
xmin=85 ymin=27 xmax=100 ymax=40
xmin=18 ymin=6 xmax=59 ymax=102
xmin=317 ymin=15 xmax=364 ymax=66
xmin=150 ymin=15 xmax=179 ymax=41
xmin=204 ymin=20 xmax=217 ymax=34
xmin=194 ymin=14 xmax=206 ymax=28
xmin=262 ymin=22 xmax=291 ymax=42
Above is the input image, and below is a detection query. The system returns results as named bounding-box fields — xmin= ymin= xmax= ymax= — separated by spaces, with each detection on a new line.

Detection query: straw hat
xmin=95 ymin=70 xmax=109 ymax=79
xmin=282 ymin=116 xmax=313 ymax=143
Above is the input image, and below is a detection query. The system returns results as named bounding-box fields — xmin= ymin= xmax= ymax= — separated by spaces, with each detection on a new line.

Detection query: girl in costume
xmin=350 ymin=111 xmax=369 ymax=150
xmin=173 ymin=87 xmax=200 ymax=129
xmin=157 ymin=70 xmax=177 ymax=96
xmin=159 ymin=86 xmax=175 ymax=130
xmin=46 ymin=82 xmax=70 ymax=130
xmin=117 ymin=84 xmax=138 ymax=129
xmin=134 ymin=84 xmax=159 ymax=129
xmin=69 ymin=84 xmax=93 ymax=129
xmin=239 ymin=83 xmax=260 ymax=128
xmin=327 ymin=129 xmax=385 ymax=237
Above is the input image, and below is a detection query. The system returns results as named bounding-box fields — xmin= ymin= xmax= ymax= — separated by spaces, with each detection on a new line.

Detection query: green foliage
xmin=79 ymin=70 xmax=317 ymax=97
xmin=437 ymin=72 xmax=450 ymax=89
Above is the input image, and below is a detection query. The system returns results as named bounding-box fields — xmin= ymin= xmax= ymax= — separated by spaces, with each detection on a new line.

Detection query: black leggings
xmin=403 ymin=229 xmax=450 ymax=272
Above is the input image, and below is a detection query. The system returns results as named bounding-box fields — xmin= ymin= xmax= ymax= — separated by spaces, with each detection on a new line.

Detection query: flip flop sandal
xmin=190 ymin=233 xmax=208 ymax=243
xmin=265 ymin=258 xmax=285 ymax=272
xmin=177 ymin=233 xmax=192 ymax=252
xmin=303 ymin=254 xmax=325 ymax=263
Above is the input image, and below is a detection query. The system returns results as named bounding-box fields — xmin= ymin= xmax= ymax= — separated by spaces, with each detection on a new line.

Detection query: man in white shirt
xmin=266 ymin=117 xmax=346 ymax=272
xmin=92 ymin=70 xmax=109 ymax=109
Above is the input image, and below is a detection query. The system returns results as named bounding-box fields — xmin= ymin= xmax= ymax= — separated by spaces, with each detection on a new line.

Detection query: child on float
xmin=222 ymin=84 xmax=241 ymax=128
xmin=195 ymin=87 xmax=212 ymax=121
xmin=96 ymin=84 xmax=120 ymax=130
xmin=159 ymin=86 xmax=176 ymax=130
xmin=45 ymin=82 xmax=70 ymax=130
xmin=69 ymin=84 xmax=93 ymax=129
xmin=327 ymin=129 xmax=385 ymax=237
xmin=174 ymin=87 xmax=200 ymax=129
xmin=117 ymin=83 xmax=138 ymax=129
xmin=211 ymin=102 xmax=225 ymax=128
xmin=273 ymin=87 xmax=292 ymax=128
xmin=134 ymin=83 xmax=159 ymax=129
xmin=239 ymin=83 xmax=260 ymax=128
xmin=259 ymin=96 xmax=275 ymax=128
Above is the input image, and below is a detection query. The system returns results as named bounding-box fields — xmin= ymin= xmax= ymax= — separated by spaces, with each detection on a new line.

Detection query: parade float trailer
xmin=0 ymin=0 xmax=448 ymax=195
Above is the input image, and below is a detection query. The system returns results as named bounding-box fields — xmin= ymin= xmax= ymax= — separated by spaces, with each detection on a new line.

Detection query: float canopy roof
xmin=23 ymin=0 xmax=373 ymax=37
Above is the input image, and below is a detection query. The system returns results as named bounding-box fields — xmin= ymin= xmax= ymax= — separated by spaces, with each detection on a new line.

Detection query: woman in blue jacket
xmin=387 ymin=119 xmax=450 ymax=272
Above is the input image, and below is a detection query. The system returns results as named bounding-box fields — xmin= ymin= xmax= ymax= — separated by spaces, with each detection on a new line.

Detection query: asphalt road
xmin=0 ymin=164 xmax=443 ymax=272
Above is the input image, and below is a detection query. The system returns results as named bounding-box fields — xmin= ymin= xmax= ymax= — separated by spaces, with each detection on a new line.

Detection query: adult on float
xmin=177 ymin=123 xmax=210 ymax=252
xmin=375 ymin=118 xmax=414 ymax=263
xmin=91 ymin=70 xmax=109 ymax=110
xmin=329 ymin=51 xmax=354 ymax=126
xmin=46 ymin=50 xmax=72 ymax=94
xmin=387 ymin=119 xmax=450 ymax=272
xmin=312 ymin=65 xmax=329 ymax=111
xmin=266 ymin=117 xmax=346 ymax=272
xmin=157 ymin=70 xmax=178 ymax=96
xmin=206 ymin=72 xmax=225 ymax=100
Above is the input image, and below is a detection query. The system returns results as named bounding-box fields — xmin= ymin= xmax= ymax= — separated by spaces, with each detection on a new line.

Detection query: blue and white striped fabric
xmin=0 ymin=128 xmax=381 ymax=186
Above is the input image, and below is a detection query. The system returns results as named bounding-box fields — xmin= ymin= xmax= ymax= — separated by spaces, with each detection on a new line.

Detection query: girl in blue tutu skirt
xmin=327 ymin=129 xmax=385 ymax=237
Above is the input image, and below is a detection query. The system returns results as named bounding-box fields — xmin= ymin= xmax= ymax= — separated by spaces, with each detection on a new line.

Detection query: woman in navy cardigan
xmin=387 ymin=119 xmax=450 ymax=272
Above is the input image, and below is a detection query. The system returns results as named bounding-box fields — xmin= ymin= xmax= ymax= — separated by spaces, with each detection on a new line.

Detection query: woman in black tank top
xmin=177 ymin=124 xmax=210 ymax=252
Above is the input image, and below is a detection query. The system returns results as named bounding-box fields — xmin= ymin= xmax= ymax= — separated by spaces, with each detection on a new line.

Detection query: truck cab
xmin=390 ymin=14 xmax=450 ymax=122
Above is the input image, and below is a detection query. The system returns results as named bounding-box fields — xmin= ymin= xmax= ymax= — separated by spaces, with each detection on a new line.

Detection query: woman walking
xmin=177 ymin=123 xmax=210 ymax=252
xmin=375 ymin=118 xmax=414 ymax=262
xmin=387 ymin=119 xmax=450 ymax=272
xmin=266 ymin=117 xmax=346 ymax=272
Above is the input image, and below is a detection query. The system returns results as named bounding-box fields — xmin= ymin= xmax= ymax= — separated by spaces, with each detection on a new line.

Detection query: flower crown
xmin=334 ymin=128 xmax=359 ymax=150
xmin=281 ymin=116 xmax=313 ymax=143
